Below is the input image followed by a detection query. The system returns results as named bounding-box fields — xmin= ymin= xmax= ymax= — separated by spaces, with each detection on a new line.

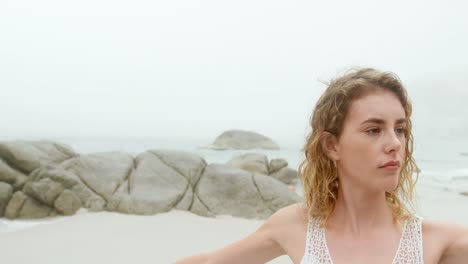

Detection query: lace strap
xmin=301 ymin=217 xmax=333 ymax=263
xmin=392 ymin=216 xmax=424 ymax=264
xmin=416 ymin=216 xmax=424 ymax=263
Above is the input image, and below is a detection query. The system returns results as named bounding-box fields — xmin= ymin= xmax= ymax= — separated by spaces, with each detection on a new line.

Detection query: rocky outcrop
xmin=209 ymin=130 xmax=280 ymax=150
xmin=106 ymin=150 xmax=206 ymax=215
xmin=0 ymin=141 xmax=300 ymax=220
xmin=54 ymin=190 xmax=82 ymax=215
xmin=0 ymin=141 xmax=76 ymax=174
xmin=194 ymin=164 xmax=301 ymax=219
xmin=269 ymin=158 xmax=288 ymax=174
xmin=270 ymin=167 xmax=298 ymax=185
xmin=226 ymin=153 xmax=298 ymax=185
xmin=4 ymin=189 xmax=57 ymax=219
xmin=0 ymin=158 xmax=28 ymax=190
xmin=226 ymin=153 xmax=269 ymax=175
xmin=0 ymin=182 xmax=13 ymax=217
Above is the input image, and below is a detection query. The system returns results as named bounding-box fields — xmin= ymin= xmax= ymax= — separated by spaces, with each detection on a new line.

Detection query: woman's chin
xmin=382 ymin=176 xmax=399 ymax=192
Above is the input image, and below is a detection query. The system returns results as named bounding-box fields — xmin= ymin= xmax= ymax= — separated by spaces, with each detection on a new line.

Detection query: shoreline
xmin=0 ymin=183 xmax=466 ymax=264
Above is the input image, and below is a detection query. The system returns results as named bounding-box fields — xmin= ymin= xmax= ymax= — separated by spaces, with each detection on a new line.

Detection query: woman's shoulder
xmin=263 ymin=203 xmax=310 ymax=262
xmin=421 ymin=218 xmax=468 ymax=262
xmin=267 ymin=202 xmax=309 ymax=227
xmin=421 ymin=218 xmax=465 ymax=237
xmin=261 ymin=202 xmax=310 ymax=243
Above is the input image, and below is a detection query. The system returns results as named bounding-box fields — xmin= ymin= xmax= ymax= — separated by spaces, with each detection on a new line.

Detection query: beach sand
xmin=0 ymin=183 xmax=466 ymax=264
xmin=0 ymin=210 xmax=291 ymax=264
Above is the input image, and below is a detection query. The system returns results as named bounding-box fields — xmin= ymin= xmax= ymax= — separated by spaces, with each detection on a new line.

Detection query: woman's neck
xmin=327 ymin=185 xmax=395 ymax=238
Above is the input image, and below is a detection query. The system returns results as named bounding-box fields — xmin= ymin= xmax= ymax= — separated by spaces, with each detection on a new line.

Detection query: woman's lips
xmin=379 ymin=160 xmax=400 ymax=170
xmin=381 ymin=165 xmax=400 ymax=171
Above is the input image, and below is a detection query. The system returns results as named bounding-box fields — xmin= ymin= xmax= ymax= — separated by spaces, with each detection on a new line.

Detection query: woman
xmin=175 ymin=68 xmax=468 ymax=263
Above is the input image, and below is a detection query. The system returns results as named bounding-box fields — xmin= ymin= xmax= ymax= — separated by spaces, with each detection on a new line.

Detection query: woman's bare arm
xmin=437 ymin=222 xmax=468 ymax=264
xmin=174 ymin=253 xmax=210 ymax=264
xmin=174 ymin=204 xmax=304 ymax=264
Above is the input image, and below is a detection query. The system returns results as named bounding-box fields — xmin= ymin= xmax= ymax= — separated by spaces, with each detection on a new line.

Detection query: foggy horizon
xmin=1 ymin=0 xmax=467 ymax=144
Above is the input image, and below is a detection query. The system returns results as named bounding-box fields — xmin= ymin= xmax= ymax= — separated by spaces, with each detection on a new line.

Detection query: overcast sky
xmin=1 ymin=0 xmax=467 ymax=144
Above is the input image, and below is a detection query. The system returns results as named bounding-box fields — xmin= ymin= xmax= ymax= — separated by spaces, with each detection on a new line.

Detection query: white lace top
xmin=300 ymin=216 xmax=424 ymax=264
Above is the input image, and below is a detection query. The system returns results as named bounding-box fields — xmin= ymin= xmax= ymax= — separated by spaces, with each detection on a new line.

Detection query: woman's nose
xmin=384 ymin=130 xmax=402 ymax=153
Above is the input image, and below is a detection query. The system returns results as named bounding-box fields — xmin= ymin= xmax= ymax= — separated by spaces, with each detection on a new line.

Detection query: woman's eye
xmin=366 ymin=128 xmax=381 ymax=135
xmin=395 ymin=127 xmax=406 ymax=135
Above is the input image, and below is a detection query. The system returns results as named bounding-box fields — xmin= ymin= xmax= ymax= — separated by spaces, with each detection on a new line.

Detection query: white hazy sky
xmin=1 ymin=0 xmax=467 ymax=144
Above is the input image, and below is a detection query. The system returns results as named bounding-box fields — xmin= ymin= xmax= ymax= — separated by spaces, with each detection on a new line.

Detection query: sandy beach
xmin=0 ymin=210 xmax=291 ymax=264
xmin=0 ymin=180 xmax=467 ymax=264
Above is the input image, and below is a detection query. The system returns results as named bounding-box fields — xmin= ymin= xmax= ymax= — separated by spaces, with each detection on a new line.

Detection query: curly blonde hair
xmin=299 ymin=68 xmax=419 ymax=225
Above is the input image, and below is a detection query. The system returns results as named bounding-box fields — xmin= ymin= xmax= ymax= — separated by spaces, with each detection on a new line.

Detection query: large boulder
xmin=270 ymin=167 xmax=299 ymax=185
xmin=23 ymin=178 xmax=64 ymax=206
xmin=29 ymin=166 xmax=105 ymax=212
xmin=225 ymin=154 xmax=298 ymax=185
xmin=5 ymin=150 xmax=133 ymax=219
xmin=60 ymin=152 xmax=134 ymax=201
xmin=3 ymin=191 xmax=53 ymax=219
xmin=0 ymin=141 xmax=76 ymax=174
xmin=194 ymin=164 xmax=301 ymax=219
xmin=54 ymin=190 xmax=82 ymax=215
xmin=210 ymin=130 xmax=280 ymax=150
xmin=0 ymin=182 xmax=13 ymax=217
xmin=148 ymin=150 xmax=206 ymax=186
xmin=4 ymin=191 xmax=28 ymax=218
xmin=252 ymin=172 xmax=301 ymax=211
xmin=0 ymin=159 xmax=28 ymax=190
xmin=18 ymin=196 xmax=54 ymax=218
xmin=108 ymin=150 xmax=206 ymax=215
xmin=269 ymin=158 xmax=288 ymax=174
xmin=226 ymin=153 xmax=269 ymax=175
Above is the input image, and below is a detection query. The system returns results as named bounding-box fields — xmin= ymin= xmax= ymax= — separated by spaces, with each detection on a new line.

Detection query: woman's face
xmin=335 ymin=90 xmax=407 ymax=193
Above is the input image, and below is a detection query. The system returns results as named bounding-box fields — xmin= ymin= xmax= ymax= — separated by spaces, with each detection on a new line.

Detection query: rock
xmin=60 ymin=152 xmax=133 ymax=201
xmin=189 ymin=195 xmax=214 ymax=217
xmin=174 ymin=187 xmax=194 ymax=211
xmin=6 ymin=189 xmax=54 ymax=219
xmin=195 ymin=164 xmax=269 ymax=218
xmin=226 ymin=153 xmax=269 ymax=175
xmin=0 ymin=158 xmax=28 ymax=190
xmin=0 ymin=141 xmax=76 ymax=174
xmin=148 ymin=150 xmax=206 ymax=186
xmin=269 ymin=167 xmax=299 ymax=185
xmin=1 ymin=143 xmax=301 ymax=220
xmin=18 ymin=196 xmax=54 ymax=219
xmin=23 ymin=178 xmax=64 ymax=206
xmin=0 ymin=182 xmax=13 ymax=217
xmin=252 ymin=173 xmax=302 ymax=210
xmin=110 ymin=150 xmax=201 ymax=215
xmin=49 ymin=210 xmax=59 ymax=217
xmin=210 ymin=130 xmax=280 ymax=150
xmin=195 ymin=164 xmax=301 ymax=219
xmin=108 ymin=150 xmax=206 ymax=214
xmin=4 ymin=191 xmax=28 ymax=219
xmin=269 ymin=158 xmax=288 ymax=174
xmin=54 ymin=190 xmax=82 ymax=215
xmin=106 ymin=180 xmax=130 ymax=212
xmin=29 ymin=166 xmax=106 ymax=211
xmin=460 ymin=191 xmax=468 ymax=197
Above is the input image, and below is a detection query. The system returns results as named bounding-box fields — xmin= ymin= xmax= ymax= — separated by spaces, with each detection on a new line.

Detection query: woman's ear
xmin=321 ymin=131 xmax=340 ymax=161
